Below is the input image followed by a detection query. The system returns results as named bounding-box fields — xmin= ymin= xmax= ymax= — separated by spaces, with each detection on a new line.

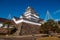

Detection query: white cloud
xmin=54 ymin=10 xmax=60 ymax=14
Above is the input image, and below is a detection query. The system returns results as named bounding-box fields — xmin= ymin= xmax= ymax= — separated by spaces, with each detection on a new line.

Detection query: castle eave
xmin=13 ymin=19 xmax=41 ymax=26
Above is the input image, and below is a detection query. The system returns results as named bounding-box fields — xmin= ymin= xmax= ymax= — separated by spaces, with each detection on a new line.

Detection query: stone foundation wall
xmin=20 ymin=22 xmax=40 ymax=35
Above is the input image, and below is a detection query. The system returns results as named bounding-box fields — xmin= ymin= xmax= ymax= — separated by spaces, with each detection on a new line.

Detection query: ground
xmin=0 ymin=35 xmax=60 ymax=40
xmin=37 ymin=36 xmax=60 ymax=40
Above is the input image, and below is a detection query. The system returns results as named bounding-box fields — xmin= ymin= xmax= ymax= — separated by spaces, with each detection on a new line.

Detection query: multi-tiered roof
xmin=12 ymin=6 xmax=43 ymax=25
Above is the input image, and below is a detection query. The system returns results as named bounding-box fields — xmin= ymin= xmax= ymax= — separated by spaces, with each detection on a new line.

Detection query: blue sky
xmin=0 ymin=0 xmax=60 ymax=20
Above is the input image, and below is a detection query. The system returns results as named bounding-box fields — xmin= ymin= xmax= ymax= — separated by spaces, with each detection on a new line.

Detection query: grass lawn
xmin=37 ymin=36 xmax=60 ymax=40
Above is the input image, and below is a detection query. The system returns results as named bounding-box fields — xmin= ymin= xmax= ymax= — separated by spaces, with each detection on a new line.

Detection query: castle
xmin=0 ymin=6 xmax=44 ymax=35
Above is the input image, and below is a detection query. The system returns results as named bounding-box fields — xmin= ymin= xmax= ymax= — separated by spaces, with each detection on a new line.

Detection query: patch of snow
xmin=34 ymin=14 xmax=39 ymax=18
xmin=26 ymin=16 xmax=31 ymax=18
xmin=3 ymin=24 xmax=8 ymax=28
xmin=24 ymin=13 xmax=31 ymax=16
xmin=0 ymin=23 xmax=3 ymax=27
xmin=12 ymin=18 xmax=15 ymax=21
xmin=27 ymin=6 xmax=30 ymax=9
xmin=20 ymin=16 xmax=23 ymax=18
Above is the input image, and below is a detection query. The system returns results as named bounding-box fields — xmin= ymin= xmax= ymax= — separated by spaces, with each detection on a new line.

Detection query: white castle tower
xmin=12 ymin=6 xmax=43 ymax=25
xmin=20 ymin=6 xmax=40 ymax=22
xmin=20 ymin=6 xmax=39 ymax=19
